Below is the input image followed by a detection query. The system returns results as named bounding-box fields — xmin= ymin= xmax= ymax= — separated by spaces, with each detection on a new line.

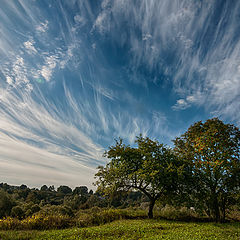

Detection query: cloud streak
xmin=93 ymin=0 xmax=240 ymax=123
xmin=0 ymin=132 xmax=96 ymax=189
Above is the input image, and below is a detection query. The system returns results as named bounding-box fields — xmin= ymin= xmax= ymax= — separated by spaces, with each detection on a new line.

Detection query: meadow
xmin=0 ymin=219 xmax=239 ymax=240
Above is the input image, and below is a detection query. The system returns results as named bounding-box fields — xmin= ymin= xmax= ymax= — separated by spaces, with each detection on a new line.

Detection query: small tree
xmin=95 ymin=135 xmax=182 ymax=218
xmin=173 ymin=118 xmax=240 ymax=222
xmin=0 ymin=190 xmax=14 ymax=218
xmin=73 ymin=186 xmax=88 ymax=196
xmin=40 ymin=185 xmax=49 ymax=191
xmin=57 ymin=185 xmax=72 ymax=195
xmin=11 ymin=206 xmax=25 ymax=219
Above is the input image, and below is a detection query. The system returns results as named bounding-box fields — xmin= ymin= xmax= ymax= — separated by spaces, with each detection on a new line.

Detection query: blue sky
xmin=0 ymin=0 xmax=240 ymax=189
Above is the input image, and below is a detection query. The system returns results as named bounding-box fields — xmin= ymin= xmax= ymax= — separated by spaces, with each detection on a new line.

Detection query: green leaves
xmin=173 ymin=118 xmax=240 ymax=222
xmin=95 ymin=118 xmax=240 ymax=221
xmin=95 ymin=135 xmax=184 ymax=218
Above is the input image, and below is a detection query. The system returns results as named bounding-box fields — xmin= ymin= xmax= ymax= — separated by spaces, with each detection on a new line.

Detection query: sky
xmin=0 ymin=0 xmax=240 ymax=189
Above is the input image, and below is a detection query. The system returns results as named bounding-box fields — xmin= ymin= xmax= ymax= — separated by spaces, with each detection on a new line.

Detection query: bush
xmin=227 ymin=206 xmax=240 ymax=221
xmin=0 ymin=214 xmax=72 ymax=230
xmin=39 ymin=204 xmax=73 ymax=217
xmin=31 ymin=204 xmax=41 ymax=213
xmin=76 ymin=208 xmax=146 ymax=227
xmin=0 ymin=208 xmax=146 ymax=230
xmin=157 ymin=205 xmax=199 ymax=221
xmin=0 ymin=190 xmax=14 ymax=218
xmin=24 ymin=204 xmax=41 ymax=217
xmin=10 ymin=206 xmax=25 ymax=219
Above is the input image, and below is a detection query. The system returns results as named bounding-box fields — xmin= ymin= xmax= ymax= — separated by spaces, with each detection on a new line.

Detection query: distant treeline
xmin=0 ymin=182 xmax=145 ymax=220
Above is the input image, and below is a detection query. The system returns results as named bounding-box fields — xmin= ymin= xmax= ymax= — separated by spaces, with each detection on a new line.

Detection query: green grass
xmin=0 ymin=219 xmax=239 ymax=240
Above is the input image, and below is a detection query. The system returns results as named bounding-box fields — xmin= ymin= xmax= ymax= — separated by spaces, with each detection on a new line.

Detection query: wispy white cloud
xmin=172 ymin=99 xmax=189 ymax=110
xmin=59 ymin=45 xmax=75 ymax=69
xmin=36 ymin=20 xmax=49 ymax=33
xmin=0 ymin=84 xmax=105 ymax=176
xmin=39 ymin=55 xmax=58 ymax=82
xmin=92 ymin=0 xmax=240 ymax=124
xmin=142 ymin=34 xmax=152 ymax=41
xmin=172 ymin=92 xmax=204 ymax=111
xmin=93 ymin=12 xmax=109 ymax=34
xmin=2 ymin=55 xmax=33 ymax=92
xmin=0 ymin=132 xmax=96 ymax=189
xmin=5 ymin=76 xmax=13 ymax=85
xmin=74 ymin=14 xmax=86 ymax=26
xmin=24 ymin=40 xmax=37 ymax=54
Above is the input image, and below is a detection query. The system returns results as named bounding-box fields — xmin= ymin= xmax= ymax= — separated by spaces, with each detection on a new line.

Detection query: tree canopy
xmin=95 ymin=135 xmax=183 ymax=218
xmin=173 ymin=118 xmax=240 ymax=222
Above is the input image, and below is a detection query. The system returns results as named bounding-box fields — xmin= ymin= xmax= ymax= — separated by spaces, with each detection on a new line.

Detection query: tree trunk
xmin=213 ymin=195 xmax=220 ymax=222
xmin=222 ymin=204 xmax=226 ymax=223
xmin=220 ymin=196 xmax=226 ymax=223
xmin=148 ymin=198 xmax=156 ymax=219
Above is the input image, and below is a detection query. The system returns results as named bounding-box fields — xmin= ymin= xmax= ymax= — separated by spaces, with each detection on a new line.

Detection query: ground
xmin=0 ymin=219 xmax=239 ymax=240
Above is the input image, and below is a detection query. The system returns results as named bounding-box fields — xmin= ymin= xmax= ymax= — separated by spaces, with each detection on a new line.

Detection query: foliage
xmin=38 ymin=204 xmax=74 ymax=217
xmin=57 ymin=185 xmax=72 ymax=195
xmin=157 ymin=205 xmax=200 ymax=221
xmin=0 ymin=214 xmax=72 ymax=230
xmin=10 ymin=206 xmax=25 ymax=219
xmin=0 ymin=183 xmax=98 ymax=216
xmin=0 ymin=190 xmax=15 ymax=218
xmin=73 ymin=186 xmax=88 ymax=196
xmin=95 ymin=135 xmax=184 ymax=218
xmin=173 ymin=118 xmax=240 ymax=222
xmin=0 ymin=208 xmax=145 ymax=230
xmin=76 ymin=208 xmax=146 ymax=227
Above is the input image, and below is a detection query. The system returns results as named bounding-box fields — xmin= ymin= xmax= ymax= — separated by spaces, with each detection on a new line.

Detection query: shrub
xmin=10 ymin=206 xmax=25 ymax=219
xmin=0 ymin=217 xmax=20 ymax=230
xmin=39 ymin=204 xmax=73 ymax=217
xmin=158 ymin=205 xmax=199 ymax=221
xmin=0 ymin=214 xmax=72 ymax=230
xmin=76 ymin=208 xmax=146 ymax=227
xmin=31 ymin=204 xmax=41 ymax=213
xmin=23 ymin=203 xmax=40 ymax=217
xmin=0 ymin=190 xmax=14 ymax=218
xmin=227 ymin=206 xmax=240 ymax=221
xmin=0 ymin=208 xmax=146 ymax=230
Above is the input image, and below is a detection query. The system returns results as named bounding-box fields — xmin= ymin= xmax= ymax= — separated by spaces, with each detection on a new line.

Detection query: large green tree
xmin=173 ymin=118 xmax=240 ymax=222
xmin=95 ymin=135 xmax=183 ymax=218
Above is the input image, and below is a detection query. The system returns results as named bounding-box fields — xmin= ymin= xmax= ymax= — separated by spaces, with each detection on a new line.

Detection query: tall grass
xmin=0 ymin=208 xmax=147 ymax=230
xmin=0 ymin=206 xmax=239 ymax=231
xmin=156 ymin=205 xmax=200 ymax=221
xmin=0 ymin=214 xmax=72 ymax=230
xmin=76 ymin=207 xmax=146 ymax=227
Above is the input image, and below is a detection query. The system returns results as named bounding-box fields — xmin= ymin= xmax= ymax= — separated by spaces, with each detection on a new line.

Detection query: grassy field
xmin=0 ymin=219 xmax=239 ymax=240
